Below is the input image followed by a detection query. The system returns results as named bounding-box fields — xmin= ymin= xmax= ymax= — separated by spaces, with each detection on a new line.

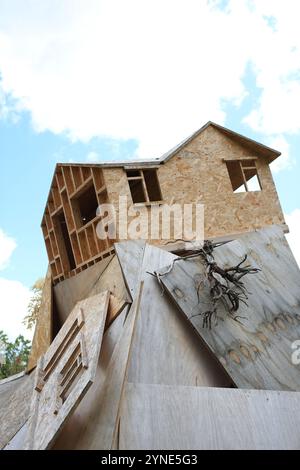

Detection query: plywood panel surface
xmin=120 ymin=382 xmax=300 ymax=450
xmin=157 ymin=226 xmax=300 ymax=390
xmin=25 ymin=292 xmax=109 ymax=449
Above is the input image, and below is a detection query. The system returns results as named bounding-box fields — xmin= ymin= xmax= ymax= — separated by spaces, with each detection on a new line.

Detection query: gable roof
xmin=57 ymin=121 xmax=281 ymax=172
xmin=159 ymin=121 xmax=281 ymax=164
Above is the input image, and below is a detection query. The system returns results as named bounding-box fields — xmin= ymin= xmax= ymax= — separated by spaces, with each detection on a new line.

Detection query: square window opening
xmin=143 ymin=169 xmax=162 ymax=201
xmin=128 ymin=179 xmax=147 ymax=203
xmin=74 ymin=184 xmax=99 ymax=226
xmin=126 ymin=169 xmax=162 ymax=203
xmin=226 ymin=160 xmax=262 ymax=193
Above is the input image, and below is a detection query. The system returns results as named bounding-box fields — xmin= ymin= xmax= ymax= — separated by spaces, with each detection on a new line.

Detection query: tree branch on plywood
xmin=153 ymin=240 xmax=260 ymax=329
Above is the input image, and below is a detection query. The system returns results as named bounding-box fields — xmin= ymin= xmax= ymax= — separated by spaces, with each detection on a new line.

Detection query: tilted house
xmin=41 ymin=121 xmax=287 ymax=284
xmin=2 ymin=122 xmax=300 ymax=451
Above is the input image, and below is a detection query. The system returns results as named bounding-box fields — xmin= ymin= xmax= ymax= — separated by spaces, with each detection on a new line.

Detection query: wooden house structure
xmin=1 ymin=122 xmax=300 ymax=450
xmin=41 ymin=121 xmax=287 ymax=284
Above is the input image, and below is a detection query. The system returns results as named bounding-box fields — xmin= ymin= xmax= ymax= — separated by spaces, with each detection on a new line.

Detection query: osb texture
xmin=0 ymin=372 xmax=35 ymax=449
xmin=25 ymin=292 xmax=109 ymax=450
xmin=103 ymin=126 xmax=285 ymax=240
xmin=158 ymin=226 xmax=300 ymax=391
xmin=27 ymin=267 xmax=53 ymax=372
xmin=120 ymin=383 xmax=300 ymax=450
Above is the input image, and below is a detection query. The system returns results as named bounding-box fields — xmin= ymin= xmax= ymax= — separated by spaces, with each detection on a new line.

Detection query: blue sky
xmin=0 ymin=0 xmax=300 ymax=339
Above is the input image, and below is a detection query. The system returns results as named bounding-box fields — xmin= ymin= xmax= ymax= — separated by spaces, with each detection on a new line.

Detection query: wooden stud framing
xmin=41 ymin=164 xmax=110 ymax=284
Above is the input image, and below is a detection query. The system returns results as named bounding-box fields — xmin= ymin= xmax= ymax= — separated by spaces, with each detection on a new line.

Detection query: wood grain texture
xmin=0 ymin=372 xmax=35 ymax=449
xmin=127 ymin=244 xmax=232 ymax=387
xmin=157 ymin=226 xmax=300 ymax=390
xmin=88 ymin=255 xmax=131 ymax=303
xmin=3 ymin=421 xmax=29 ymax=450
xmin=105 ymin=294 xmax=128 ymax=330
xmin=27 ymin=267 xmax=53 ymax=372
xmin=52 ymin=307 xmax=128 ymax=449
xmin=54 ymin=256 xmax=113 ymax=324
xmin=120 ymin=382 xmax=300 ymax=450
xmin=25 ymin=292 xmax=110 ymax=449
xmin=52 ymin=241 xmax=146 ymax=449
xmin=70 ymin=284 xmax=143 ymax=449
xmin=115 ymin=240 xmax=145 ymax=299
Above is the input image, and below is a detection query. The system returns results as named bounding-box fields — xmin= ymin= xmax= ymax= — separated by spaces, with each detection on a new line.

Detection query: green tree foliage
xmin=23 ymin=278 xmax=44 ymax=330
xmin=0 ymin=331 xmax=31 ymax=379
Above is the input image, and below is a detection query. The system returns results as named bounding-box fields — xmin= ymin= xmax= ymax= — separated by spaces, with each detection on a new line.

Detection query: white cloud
xmin=269 ymin=135 xmax=293 ymax=173
xmin=0 ymin=228 xmax=16 ymax=270
xmin=0 ymin=0 xmax=299 ymax=162
xmin=0 ymin=228 xmax=32 ymax=340
xmin=285 ymin=209 xmax=300 ymax=267
xmin=0 ymin=278 xmax=32 ymax=341
xmin=0 ymin=0 xmax=247 ymax=158
xmin=86 ymin=151 xmax=101 ymax=163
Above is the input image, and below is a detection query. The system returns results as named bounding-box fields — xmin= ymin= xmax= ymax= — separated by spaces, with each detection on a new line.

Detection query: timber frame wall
xmin=41 ymin=164 xmax=114 ymax=284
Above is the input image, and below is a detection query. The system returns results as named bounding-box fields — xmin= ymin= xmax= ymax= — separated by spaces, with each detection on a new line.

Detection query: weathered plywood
xmin=119 ymin=383 xmax=300 ymax=450
xmin=52 ymin=241 xmax=146 ymax=450
xmin=106 ymin=294 xmax=128 ymax=330
xmin=115 ymin=240 xmax=145 ymax=299
xmin=157 ymin=226 xmax=300 ymax=390
xmin=72 ymin=285 xmax=143 ymax=450
xmin=25 ymin=292 xmax=110 ymax=449
xmin=52 ymin=307 xmax=128 ymax=449
xmin=89 ymin=255 xmax=131 ymax=303
xmin=3 ymin=421 xmax=29 ymax=450
xmin=27 ymin=267 xmax=53 ymax=372
xmin=0 ymin=372 xmax=35 ymax=449
xmin=127 ymin=244 xmax=232 ymax=387
xmin=54 ymin=256 xmax=113 ymax=324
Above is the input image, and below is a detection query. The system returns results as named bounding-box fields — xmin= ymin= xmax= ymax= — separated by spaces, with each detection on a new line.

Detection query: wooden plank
xmin=114 ymin=240 xmax=145 ymax=299
xmin=3 ymin=421 xmax=29 ymax=450
xmin=54 ymin=255 xmax=113 ymax=324
xmin=0 ymin=372 xmax=35 ymax=449
xmin=88 ymin=255 xmax=131 ymax=303
xmin=52 ymin=241 xmax=146 ymax=449
xmin=127 ymin=244 xmax=232 ymax=387
xmin=24 ymin=292 xmax=110 ymax=449
xmin=27 ymin=267 xmax=53 ymax=372
xmin=51 ymin=307 xmax=128 ymax=449
xmin=105 ymin=294 xmax=128 ymax=330
xmin=70 ymin=282 xmax=144 ymax=450
xmin=119 ymin=382 xmax=300 ymax=450
xmin=157 ymin=226 xmax=300 ymax=390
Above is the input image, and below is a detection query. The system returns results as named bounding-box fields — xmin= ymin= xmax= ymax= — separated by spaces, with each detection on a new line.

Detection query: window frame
xmin=126 ymin=168 xmax=163 ymax=204
xmin=224 ymin=158 xmax=262 ymax=193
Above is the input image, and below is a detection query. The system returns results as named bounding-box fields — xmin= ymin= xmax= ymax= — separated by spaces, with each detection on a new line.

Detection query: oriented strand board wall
xmin=103 ymin=126 xmax=285 ymax=240
xmin=27 ymin=267 xmax=53 ymax=372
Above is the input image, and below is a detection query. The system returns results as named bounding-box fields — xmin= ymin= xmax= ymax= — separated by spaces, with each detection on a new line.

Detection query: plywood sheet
xmin=106 ymin=294 xmax=127 ymax=330
xmin=115 ymin=240 xmax=145 ymax=299
xmin=52 ymin=241 xmax=146 ymax=449
xmin=25 ymin=292 xmax=109 ymax=449
xmin=0 ymin=372 xmax=35 ymax=449
xmin=89 ymin=255 xmax=131 ymax=303
xmin=3 ymin=421 xmax=29 ymax=450
xmin=52 ymin=307 xmax=128 ymax=449
xmin=127 ymin=244 xmax=232 ymax=387
xmin=119 ymin=382 xmax=300 ymax=450
xmin=157 ymin=226 xmax=300 ymax=390
xmin=54 ymin=256 xmax=113 ymax=324
xmin=27 ymin=267 xmax=53 ymax=371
